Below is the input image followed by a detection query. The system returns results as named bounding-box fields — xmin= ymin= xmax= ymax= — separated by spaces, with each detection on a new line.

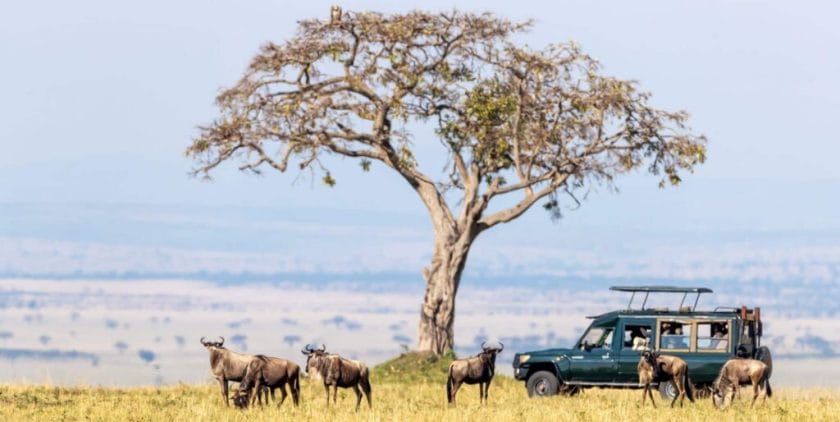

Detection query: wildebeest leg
xmin=762 ymin=377 xmax=769 ymax=404
xmin=642 ymin=384 xmax=656 ymax=408
xmin=353 ymin=384 xmax=363 ymax=411
xmin=485 ymin=380 xmax=492 ymax=404
xmin=673 ymin=376 xmax=684 ymax=408
xmin=269 ymin=386 xmax=276 ymax=403
xmin=479 ymin=383 xmax=485 ymax=404
xmin=728 ymin=378 xmax=738 ymax=404
xmin=333 ymin=384 xmax=339 ymax=406
xmin=363 ymin=381 xmax=372 ymax=409
xmin=450 ymin=381 xmax=462 ymax=406
xmin=252 ymin=378 xmax=263 ymax=407
xmin=219 ymin=378 xmax=229 ymax=407
xmin=751 ymin=379 xmax=759 ymax=407
xmin=324 ymin=383 xmax=331 ymax=406
xmin=291 ymin=376 xmax=300 ymax=407
xmin=278 ymin=384 xmax=287 ymax=407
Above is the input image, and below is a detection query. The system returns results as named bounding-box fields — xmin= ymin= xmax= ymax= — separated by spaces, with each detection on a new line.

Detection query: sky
xmin=1 ymin=0 xmax=839 ymax=278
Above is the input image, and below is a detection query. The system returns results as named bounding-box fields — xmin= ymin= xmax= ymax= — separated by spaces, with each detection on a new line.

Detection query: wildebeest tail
xmin=292 ymin=370 xmax=300 ymax=395
xmin=446 ymin=366 xmax=454 ymax=403
xmin=684 ymin=370 xmax=695 ymax=402
xmin=760 ymin=368 xmax=773 ymax=398
xmin=360 ymin=365 xmax=372 ymax=393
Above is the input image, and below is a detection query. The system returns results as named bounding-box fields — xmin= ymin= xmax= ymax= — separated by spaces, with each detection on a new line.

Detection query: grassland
xmin=1 ymin=353 xmax=837 ymax=421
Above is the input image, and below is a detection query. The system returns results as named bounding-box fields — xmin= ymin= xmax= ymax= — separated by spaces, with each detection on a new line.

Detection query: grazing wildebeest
xmin=302 ymin=344 xmax=372 ymax=410
xmin=446 ymin=340 xmax=504 ymax=406
xmin=233 ymin=354 xmax=301 ymax=408
xmin=711 ymin=358 xmax=772 ymax=408
xmin=637 ymin=350 xmax=695 ymax=408
xmin=200 ymin=336 xmax=256 ymax=406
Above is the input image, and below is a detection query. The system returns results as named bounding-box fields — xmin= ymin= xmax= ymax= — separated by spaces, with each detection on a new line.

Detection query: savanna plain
xmin=1 ymin=354 xmax=838 ymax=422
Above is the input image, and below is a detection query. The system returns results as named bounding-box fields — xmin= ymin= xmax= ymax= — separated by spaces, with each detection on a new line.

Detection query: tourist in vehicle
xmin=710 ymin=325 xmax=728 ymax=350
xmin=630 ymin=327 xmax=649 ymax=351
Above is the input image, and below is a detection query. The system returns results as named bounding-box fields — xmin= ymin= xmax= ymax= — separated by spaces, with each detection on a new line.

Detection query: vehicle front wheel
xmin=659 ymin=380 xmax=678 ymax=400
xmin=526 ymin=370 xmax=560 ymax=397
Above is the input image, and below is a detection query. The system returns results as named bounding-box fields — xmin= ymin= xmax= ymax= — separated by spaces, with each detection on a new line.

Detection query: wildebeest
xmin=200 ymin=336 xmax=256 ymax=406
xmin=233 ymin=354 xmax=301 ymax=408
xmin=446 ymin=340 xmax=503 ymax=406
xmin=302 ymin=344 xmax=372 ymax=410
xmin=637 ymin=350 xmax=695 ymax=408
xmin=711 ymin=358 xmax=772 ymax=408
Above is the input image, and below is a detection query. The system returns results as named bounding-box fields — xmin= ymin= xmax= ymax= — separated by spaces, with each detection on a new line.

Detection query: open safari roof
xmin=609 ymin=285 xmax=713 ymax=313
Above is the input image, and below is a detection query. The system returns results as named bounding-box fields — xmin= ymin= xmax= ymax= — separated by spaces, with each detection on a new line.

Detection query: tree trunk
xmin=417 ymin=230 xmax=474 ymax=354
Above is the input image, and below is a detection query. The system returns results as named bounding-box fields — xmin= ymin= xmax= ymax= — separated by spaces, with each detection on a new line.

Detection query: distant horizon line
xmin=0 ymin=271 xmax=810 ymax=287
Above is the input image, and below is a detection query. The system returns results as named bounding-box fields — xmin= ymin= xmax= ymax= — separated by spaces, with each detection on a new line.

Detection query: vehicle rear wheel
xmin=756 ymin=346 xmax=773 ymax=378
xmin=526 ymin=370 xmax=560 ymax=397
xmin=659 ymin=380 xmax=678 ymax=400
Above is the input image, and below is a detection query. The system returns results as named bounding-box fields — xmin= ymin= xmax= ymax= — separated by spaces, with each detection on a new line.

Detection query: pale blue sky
xmin=1 ymin=0 xmax=839 ymax=249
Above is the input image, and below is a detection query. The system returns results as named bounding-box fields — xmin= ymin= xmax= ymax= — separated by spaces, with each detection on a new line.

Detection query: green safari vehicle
xmin=512 ymin=286 xmax=772 ymax=398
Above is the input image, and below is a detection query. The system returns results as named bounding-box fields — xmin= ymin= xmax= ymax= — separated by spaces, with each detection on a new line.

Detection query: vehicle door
xmin=616 ymin=318 xmax=657 ymax=382
xmin=685 ymin=319 xmax=734 ymax=384
xmin=652 ymin=318 xmax=695 ymax=385
xmin=568 ymin=323 xmax=618 ymax=382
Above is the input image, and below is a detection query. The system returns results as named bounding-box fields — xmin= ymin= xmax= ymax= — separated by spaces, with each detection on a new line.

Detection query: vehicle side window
xmin=659 ymin=321 xmax=691 ymax=350
xmin=623 ymin=324 xmax=653 ymax=350
xmin=579 ymin=327 xmax=614 ymax=350
xmin=697 ymin=321 xmax=729 ymax=351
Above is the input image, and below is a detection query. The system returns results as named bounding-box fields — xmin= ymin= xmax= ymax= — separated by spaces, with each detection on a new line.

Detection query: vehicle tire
xmin=756 ymin=346 xmax=773 ymax=378
xmin=526 ymin=370 xmax=560 ymax=397
xmin=658 ymin=380 xmax=678 ymax=401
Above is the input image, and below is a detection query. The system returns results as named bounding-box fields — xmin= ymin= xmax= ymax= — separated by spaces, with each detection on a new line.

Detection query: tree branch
xmin=476 ymin=174 xmax=569 ymax=231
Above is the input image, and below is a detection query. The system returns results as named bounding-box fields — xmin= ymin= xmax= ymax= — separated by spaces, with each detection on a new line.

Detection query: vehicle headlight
xmin=518 ymin=354 xmax=530 ymax=364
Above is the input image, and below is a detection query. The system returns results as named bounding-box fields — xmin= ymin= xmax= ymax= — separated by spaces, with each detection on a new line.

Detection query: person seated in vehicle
xmin=662 ymin=336 xmax=678 ymax=349
xmin=673 ymin=326 xmax=689 ymax=348
xmin=631 ymin=327 xmax=650 ymax=351
xmin=710 ymin=325 xmax=728 ymax=349
xmin=661 ymin=324 xmax=688 ymax=349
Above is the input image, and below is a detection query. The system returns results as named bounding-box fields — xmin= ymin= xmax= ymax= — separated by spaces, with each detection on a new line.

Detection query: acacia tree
xmin=187 ymin=10 xmax=706 ymax=354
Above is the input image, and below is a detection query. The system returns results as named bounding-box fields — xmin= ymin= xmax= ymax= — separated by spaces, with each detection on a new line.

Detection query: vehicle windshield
xmin=579 ymin=327 xmax=613 ymax=349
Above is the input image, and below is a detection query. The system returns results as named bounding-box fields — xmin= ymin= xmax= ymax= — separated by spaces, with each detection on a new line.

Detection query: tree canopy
xmin=187 ymin=9 xmax=706 ymax=353
xmin=188 ymin=10 xmax=704 ymax=229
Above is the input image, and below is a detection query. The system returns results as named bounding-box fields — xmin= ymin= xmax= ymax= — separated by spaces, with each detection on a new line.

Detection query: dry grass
xmin=1 ymin=377 xmax=838 ymax=422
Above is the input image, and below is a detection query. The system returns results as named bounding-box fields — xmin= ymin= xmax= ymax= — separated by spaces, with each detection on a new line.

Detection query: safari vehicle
xmin=512 ymin=286 xmax=772 ymax=399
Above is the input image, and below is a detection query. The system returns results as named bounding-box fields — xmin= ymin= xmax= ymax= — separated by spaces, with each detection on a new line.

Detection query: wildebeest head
xmin=710 ymin=376 xmax=728 ymax=409
xmin=641 ymin=350 xmax=660 ymax=365
xmin=200 ymin=336 xmax=225 ymax=349
xmin=481 ymin=340 xmax=504 ymax=354
xmin=641 ymin=350 xmax=665 ymax=379
xmin=232 ymin=389 xmax=249 ymax=409
xmin=711 ymin=386 xmax=726 ymax=408
xmin=301 ymin=343 xmax=327 ymax=378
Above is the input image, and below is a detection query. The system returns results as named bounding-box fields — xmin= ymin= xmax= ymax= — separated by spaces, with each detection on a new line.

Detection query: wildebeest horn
xmin=318 ymin=343 xmax=326 ymax=352
xmin=218 ymin=336 xmax=224 ymax=346
xmin=200 ymin=336 xmax=206 ymax=345
xmin=482 ymin=339 xmax=503 ymax=351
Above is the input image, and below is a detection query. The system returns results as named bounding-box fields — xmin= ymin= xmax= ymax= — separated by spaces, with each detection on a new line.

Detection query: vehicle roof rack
xmin=610 ymin=285 xmax=713 ymax=312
